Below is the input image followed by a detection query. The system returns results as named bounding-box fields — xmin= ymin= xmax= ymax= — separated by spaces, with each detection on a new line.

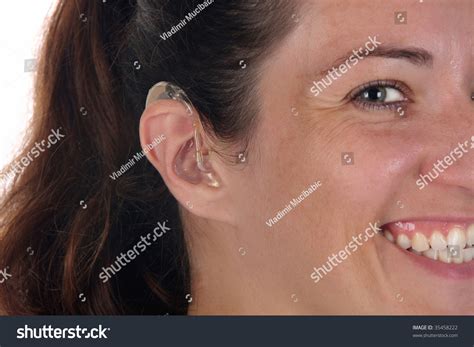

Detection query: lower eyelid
xmin=353 ymin=100 xmax=408 ymax=112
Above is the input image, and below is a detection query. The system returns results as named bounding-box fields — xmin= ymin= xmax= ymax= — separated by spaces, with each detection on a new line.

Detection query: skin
xmin=140 ymin=0 xmax=473 ymax=314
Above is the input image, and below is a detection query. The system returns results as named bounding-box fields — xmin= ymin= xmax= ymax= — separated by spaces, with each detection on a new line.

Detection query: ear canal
xmin=174 ymin=134 xmax=221 ymax=188
xmin=174 ymin=138 xmax=202 ymax=184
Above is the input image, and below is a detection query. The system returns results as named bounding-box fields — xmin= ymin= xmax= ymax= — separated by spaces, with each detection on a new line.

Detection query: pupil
xmin=364 ymin=87 xmax=385 ymax=102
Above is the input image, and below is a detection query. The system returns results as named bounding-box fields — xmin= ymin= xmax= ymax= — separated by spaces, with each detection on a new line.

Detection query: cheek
xmin=254 ymin=110 xmax=314 ymax=192
xmin=321 ymin=125 xmax=424 ymax=207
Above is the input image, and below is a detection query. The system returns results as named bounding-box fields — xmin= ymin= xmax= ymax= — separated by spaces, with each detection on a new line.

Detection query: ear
xmin=139 ymin=99 xmax=232 ymax=222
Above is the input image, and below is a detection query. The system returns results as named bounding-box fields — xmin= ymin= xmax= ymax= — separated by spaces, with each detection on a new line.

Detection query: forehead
xmin=292 ymin=0 xmax=469 ymax=71
xmin=300 ymin=1 xmax=468 ymax=49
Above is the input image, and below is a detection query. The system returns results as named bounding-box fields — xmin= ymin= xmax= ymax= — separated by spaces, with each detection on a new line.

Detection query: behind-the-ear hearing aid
xmin=145 ymin=82 xmax=220 ymax=188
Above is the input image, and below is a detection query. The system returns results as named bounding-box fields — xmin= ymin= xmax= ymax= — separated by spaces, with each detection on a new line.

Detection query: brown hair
xmin=0 ymin=0 xmax=296 ymax=314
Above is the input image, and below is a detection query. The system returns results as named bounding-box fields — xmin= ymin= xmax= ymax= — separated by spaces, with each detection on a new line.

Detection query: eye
xmin=361 ymin=86 xmax=402 ymax=103
xmin=349 ymin=80 xmax=411 ymax=111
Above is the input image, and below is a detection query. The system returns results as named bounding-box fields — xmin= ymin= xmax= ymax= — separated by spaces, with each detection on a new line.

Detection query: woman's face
xmin=194 ymin=0 xmax=473 ymax=314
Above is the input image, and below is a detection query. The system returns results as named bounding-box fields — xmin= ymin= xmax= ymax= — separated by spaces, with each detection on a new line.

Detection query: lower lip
xmin=389 ymin=240 xmax=474 ymax=279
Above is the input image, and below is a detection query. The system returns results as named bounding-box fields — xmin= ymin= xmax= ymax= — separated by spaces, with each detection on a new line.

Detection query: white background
xmin=0 ymin=0 xmax=56 ymax=174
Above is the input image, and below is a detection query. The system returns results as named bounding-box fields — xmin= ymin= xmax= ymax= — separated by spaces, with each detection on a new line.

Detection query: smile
xmin=382 ymin=221 xmax=474 ymax=264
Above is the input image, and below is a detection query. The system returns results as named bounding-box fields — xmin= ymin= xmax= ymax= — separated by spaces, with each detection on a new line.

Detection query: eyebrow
xmin=369 ymin=46 xmax=433 ymax=65
xmin=314 ymin=46 xmax=433 ymax=79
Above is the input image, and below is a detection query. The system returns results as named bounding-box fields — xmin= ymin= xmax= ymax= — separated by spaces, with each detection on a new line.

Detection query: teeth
xmin=384 ymin=230 xmax=394 ymax=242
xmin=450 ymin=247 xmax=464 ymax=264
xmin=422 ymin=248 xmax=438 ymax=260
xmin=438 ymin=249 xmax=451 ymax=264
xmin=447 ymin=227 xmax=467 ymax=249
xmin=412 ymin=232 xmax=430 ymax=252
xmin=396 ymin=234 xmax=411 ymax=249
xmin=463 ymin=248 xmax=474 ymax=262
xmin=429 ymin=231 xmax=447 ymax=251
xmin=467 ymin=224 xmax=474 ymax=247
xmin=384 ymin=224 xmax=474 ymax=264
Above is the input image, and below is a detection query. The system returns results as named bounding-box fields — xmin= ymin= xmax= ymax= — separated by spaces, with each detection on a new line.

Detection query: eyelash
xmin=348 ymin=80 xmax=411 ymax=112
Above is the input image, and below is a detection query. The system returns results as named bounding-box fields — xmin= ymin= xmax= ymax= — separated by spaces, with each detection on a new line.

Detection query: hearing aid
xmin=145 ymin=82 xmax=220 ymax=187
